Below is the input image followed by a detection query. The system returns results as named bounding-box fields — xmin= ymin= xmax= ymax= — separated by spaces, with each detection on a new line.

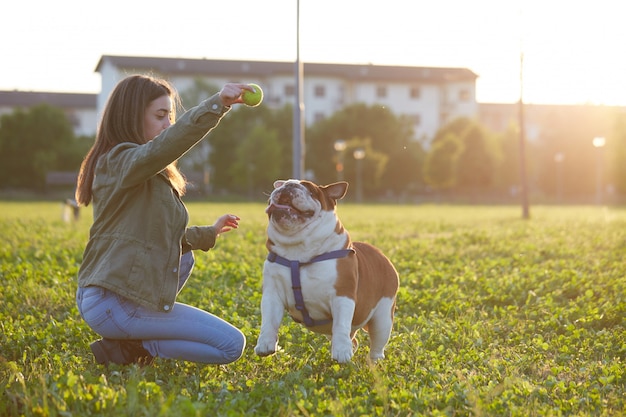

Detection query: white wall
xmin=96 ymin=59 xmax=478 ymax=143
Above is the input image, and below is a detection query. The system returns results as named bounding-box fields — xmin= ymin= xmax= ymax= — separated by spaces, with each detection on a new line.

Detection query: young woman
xmin=75 ymin=75 xmax=253 ymax=366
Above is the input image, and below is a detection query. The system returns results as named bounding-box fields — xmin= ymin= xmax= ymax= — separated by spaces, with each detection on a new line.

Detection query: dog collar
xmin=266 ymin=248 xmax=355 ymax=327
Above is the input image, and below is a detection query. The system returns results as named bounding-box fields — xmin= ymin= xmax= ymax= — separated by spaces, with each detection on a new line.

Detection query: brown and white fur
xmin=254 ymin=179 xmax=399 ymax=363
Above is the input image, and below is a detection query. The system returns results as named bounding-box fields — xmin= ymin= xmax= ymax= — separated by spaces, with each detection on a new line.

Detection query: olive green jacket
xmin=77 ymin=94 xmax=230 ymax=312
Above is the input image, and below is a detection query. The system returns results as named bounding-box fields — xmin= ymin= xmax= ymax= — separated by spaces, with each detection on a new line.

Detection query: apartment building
xmin=95 ymin=55 xmax=479 ymax=140
xmin=0 ymin=90 xmax=97 ymax=136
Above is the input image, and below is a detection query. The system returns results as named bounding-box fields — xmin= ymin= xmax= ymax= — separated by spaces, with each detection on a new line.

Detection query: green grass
xmin=1 ymin=201 xmax=625 ymax=416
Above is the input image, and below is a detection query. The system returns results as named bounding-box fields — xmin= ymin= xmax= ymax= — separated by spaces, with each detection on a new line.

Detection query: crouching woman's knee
xmin=223 ymin=330 xmax=246 ymax=364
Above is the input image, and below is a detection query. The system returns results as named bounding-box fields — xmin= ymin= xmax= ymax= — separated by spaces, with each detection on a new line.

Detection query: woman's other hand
xmin=213 ymin=214 xmax=240 ymax=235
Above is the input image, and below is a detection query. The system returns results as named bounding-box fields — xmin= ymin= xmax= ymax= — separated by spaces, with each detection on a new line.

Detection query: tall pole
xmin=293 ymin=0 xmax=305 ymax=179
xmin=518 ymin=51 xmax=530 ymax=219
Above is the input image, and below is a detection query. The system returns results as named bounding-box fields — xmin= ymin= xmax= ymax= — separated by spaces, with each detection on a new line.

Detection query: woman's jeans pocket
xmin=76 ymin=286 xmax=133 ymax=339
xmin=76 ymin=286 xmax=108 ymax=325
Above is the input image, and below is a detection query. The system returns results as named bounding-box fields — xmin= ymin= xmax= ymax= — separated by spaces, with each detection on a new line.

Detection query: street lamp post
xmin=353 ymin=148 xmax=365 ymax=203
xmin=334 ymin=140 xmax=347 ymax=182
xmin=592 ymin=137 xmax=606 ymax=205
xmin=292 ymin=0 xmax=305 ymax=179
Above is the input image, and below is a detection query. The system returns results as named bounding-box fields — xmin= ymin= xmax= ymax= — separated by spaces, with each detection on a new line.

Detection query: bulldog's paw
xmin=332 ymin=340 xmax=354 ymax=363
xmin=254 ymin=338 xmax=278 ymax=357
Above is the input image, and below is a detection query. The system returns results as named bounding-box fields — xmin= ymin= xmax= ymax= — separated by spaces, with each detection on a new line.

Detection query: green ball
xmin=242 ymin=83 xmax=263 ymax=107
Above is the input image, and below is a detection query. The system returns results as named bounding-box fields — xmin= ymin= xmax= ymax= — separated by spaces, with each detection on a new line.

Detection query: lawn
xmin=1 ymin=201 xmax=624 ymax=416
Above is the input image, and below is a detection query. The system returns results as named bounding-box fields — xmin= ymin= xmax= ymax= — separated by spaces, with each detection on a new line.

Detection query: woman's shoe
xmin=90 ymin=339 xmax=153 ymax=366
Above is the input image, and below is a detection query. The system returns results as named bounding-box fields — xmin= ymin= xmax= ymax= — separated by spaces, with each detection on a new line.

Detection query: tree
xmin=230 ymin=125 xmax=283 ymax=198
xmin=323 ymin=136 xmax=388 ymax=199
xmin=381 ymin=139 xmax=426 ymax=197
xmin=179 ymin=78 xmax=220 ymax=109
xmin=455 ymin=123 xmax=499 ymax=192
xmin=176 ymin=78 xmax=294 ymax=193
xmin=0 ymin=104 xmax=84 ymax=189
xmin=423 ymin=133 xmax=462 ymax=190
xmin=494 ymin=123 xmax=521 ymax=193
xmin=207 ymin=104 xmax=293 ymax=193
xmin=305 ymin=103 xmax=418 ymax=195
xmin=431 ymin=117 xmax=473 ymax=146
xmin=425 ymin=117 xmax=500 ymax=195
xmin=178 ymin=79 xmax=220 ymax=182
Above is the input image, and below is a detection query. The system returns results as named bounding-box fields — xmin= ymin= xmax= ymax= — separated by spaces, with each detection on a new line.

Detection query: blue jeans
xmin=76 ymin=252 xmax=246 ymax=364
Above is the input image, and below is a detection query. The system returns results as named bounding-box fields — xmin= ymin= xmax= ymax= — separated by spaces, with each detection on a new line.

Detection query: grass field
xmin=1 ymin=201 xmax=625 ymax=416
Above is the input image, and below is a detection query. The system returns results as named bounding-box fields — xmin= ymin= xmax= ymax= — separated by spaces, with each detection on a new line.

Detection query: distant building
xmin=95 ymin=55 xmax=479 ymax=140
xmin=0 ymin=90 xmax=97 ymax=136
xmin=479 ymin=102 xmax=623 ymax=141
xmin=3 ymin=55 xmax=622 ymax=148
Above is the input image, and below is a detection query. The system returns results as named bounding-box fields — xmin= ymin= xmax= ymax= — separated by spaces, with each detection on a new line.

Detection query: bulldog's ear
xmin=273 ymin=180 xmax=286 ymax=189
xmin=324 ymin=182 xmax=349 ymax=200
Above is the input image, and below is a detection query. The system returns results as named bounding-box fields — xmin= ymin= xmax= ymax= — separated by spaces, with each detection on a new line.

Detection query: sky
xmin=2 ymin=0 xmax=625 ymax=106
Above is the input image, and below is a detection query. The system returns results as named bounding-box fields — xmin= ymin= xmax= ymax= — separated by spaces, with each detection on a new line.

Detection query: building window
xmin=284 ymin=85 xmax=295 ymax=96
xmin=410 ymin=114 xmax=421 ymax=126
xmin=314 ymin=85 xmax=325 ymax=98
xmin=314 ymin=112 xmax=325 ymax=123
xmin=376 ymin=85 xmax=387 ymax=98
xmin=458 ymin=89 xmax=471 ymax=101
xmin=410 ymin=86 xmax=421 ymax=99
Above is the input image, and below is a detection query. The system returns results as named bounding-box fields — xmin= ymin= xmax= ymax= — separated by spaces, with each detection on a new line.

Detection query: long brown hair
xmin=75 ymin=74 xmax=186 ymax=206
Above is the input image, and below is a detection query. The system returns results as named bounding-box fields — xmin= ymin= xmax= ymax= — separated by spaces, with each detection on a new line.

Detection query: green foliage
xmin=178 ymin=79 xmax=221 ymax=177
xmin=0 ymin=105 xmax=88 ymax=189
xmin=306 ymin=103 xmax=419 ymax=189
xmin=2 ymin=94 xmax=625 ymax=202
xmin=207 ymin=105 xmax=293 ymax=194
xmin=177 ymin=80 xmax=293 ymax=196
xmin=455 ymin=123 xmax=499 ymax=191
xmin=426 ymin=118 xmax=500 ymax=193
xmin=494 ymin=123 xmax=522 ymax=191
xmin=179 ymin=78 xmax=220 ymax=110
xmin=230 ymin=126 xmax=283 ymax=197
xmin=380 ymin=137 xmax=426 ymax=195
xmin=1 ymin=202 xmax=625 ymax=416
xmin=3 ymin=95 xmax=624 ymax=202
xmin=319 ymin=136 xmax=389 ymax=197
xmin=423 ymin=133 xmax=462 ymax=189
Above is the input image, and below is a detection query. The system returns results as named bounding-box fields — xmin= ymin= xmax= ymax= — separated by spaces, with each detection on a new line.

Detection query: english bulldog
xmin=254 ymin=179 xmax=399 ymax=363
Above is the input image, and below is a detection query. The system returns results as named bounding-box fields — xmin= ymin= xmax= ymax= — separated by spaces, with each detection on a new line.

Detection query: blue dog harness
xmin=266 ymin=248 xmax=355 ymax=327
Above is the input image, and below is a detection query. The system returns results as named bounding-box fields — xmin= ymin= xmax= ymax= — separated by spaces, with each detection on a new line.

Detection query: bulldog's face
xmin=266 ymin=179 xmax=348 ymax=231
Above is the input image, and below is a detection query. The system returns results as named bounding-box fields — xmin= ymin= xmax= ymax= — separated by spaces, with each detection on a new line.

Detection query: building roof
xmin=0 ymin=91 xmax=96 ymax=108
xmin=95 ymin=55 xmax=478 ymax=83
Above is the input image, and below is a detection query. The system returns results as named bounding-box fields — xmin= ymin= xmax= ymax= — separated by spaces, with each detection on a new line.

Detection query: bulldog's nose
xmin=276 ymin=187 xmax=299 ymax=204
